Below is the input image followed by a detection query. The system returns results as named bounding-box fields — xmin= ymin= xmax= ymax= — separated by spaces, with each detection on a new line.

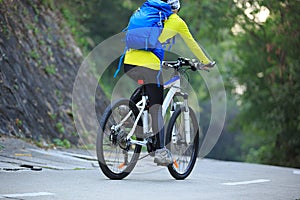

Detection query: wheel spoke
xmin=97 ymin=99 xmax=142 ymax=179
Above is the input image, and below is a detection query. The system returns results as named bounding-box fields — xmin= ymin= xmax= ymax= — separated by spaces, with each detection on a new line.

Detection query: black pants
xmin=124 ymin=64 xmax=164 ymax=149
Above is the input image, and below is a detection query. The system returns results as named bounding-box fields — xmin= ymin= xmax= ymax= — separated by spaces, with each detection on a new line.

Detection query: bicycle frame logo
xmin=72 ymin=31 xmax=226 ymax=174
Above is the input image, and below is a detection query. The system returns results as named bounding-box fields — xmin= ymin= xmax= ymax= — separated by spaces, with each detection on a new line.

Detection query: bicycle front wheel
xmin=96 ymin=98 xmax=142 ymax=180
xmin=166 ymin=107 xmax=201 ymax=180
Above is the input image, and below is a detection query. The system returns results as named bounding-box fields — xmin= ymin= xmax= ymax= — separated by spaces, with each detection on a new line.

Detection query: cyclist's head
xmin=162 ymin=0 xmax=181 ymax=11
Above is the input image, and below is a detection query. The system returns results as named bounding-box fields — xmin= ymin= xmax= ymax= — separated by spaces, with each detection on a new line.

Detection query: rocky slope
xmin=0 ymin=0 xmax=107 ymax=145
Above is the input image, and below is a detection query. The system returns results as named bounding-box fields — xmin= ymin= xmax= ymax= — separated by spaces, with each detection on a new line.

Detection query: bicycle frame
xmin=112 ymin=72 xmax=190 ymax=147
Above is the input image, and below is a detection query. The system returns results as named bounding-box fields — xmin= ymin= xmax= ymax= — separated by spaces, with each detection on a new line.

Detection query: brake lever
xmin=208 ymin=61 xmax=216 ymax=68
xmin=197 ymin=61 xmax=216 ymax=72
xmin=198 ymin=65 xmax=210 ymax=72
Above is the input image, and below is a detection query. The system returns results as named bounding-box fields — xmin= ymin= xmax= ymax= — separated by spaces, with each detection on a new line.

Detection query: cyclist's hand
xmin=207 ymin=61 xmax=216 ymax=68
xmin=197 ymin=61 xmax=216 ymax=71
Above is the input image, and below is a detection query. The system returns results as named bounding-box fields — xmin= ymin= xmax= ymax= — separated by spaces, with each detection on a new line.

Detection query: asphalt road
xmin=0 ymin=137 xmax=299 ymax=200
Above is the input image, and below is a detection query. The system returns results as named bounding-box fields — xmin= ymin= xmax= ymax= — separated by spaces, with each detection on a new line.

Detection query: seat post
xmin=137 ymin=79 xmax=150 ymax=134
xmin=138 ymin=79 xmax=147 ymax=97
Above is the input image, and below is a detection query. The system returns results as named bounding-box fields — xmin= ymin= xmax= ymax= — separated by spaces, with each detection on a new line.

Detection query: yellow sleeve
xmin=161 ymin=14 xmax=211 ymax=64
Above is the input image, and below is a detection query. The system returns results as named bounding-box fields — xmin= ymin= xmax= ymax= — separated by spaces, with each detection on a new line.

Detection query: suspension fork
xmin=170 ymin=99 xmax=177 ymax=144
xmin=173 ymin=92 xmax=191 ymax=144
xmin=183 ymin=96 xmax=191 ymax=144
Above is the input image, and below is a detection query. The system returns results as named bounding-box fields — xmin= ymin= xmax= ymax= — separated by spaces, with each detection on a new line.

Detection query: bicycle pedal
xmin=154 ymin=158 xmax=171 ymax=167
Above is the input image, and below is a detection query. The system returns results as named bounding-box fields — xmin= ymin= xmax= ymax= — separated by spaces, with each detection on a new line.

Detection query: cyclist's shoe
xmin=154 ymin=147 xmax=173 ymax=166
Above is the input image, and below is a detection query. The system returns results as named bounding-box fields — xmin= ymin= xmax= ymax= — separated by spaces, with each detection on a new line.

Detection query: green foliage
xmin=29 ymin=50 xmax=40 ymax=60
xmin=53 ymin=138 xmax=71 ymax=149
xmin=0 ymin=19 xmax=9 ymax=39
xmin=41 ymin=0 xmax=55 ymax=10
xmin=56 ymin=0 xmax=139 ymax=54
xmin=58 ymin=38 xmax=66 ymax=48
xmin=44 ymin=64 xmax=56 ymax=75
xmin=230 ymin=0 xmax=300 ymax=167
xmin=54 ymin=89 xmax=64 ymax=105
xmin=181 ymin=0 xmax=236 ymax=44
xmin=48 ymin=113 xmax=57 ymax=120
xmin=55 ymin=122 xmax=65 ymax=134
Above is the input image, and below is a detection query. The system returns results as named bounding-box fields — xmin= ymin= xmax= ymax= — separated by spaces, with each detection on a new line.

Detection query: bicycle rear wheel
xmin=166 ymin=106 xmax=201 ymax=180
xmin=97 ymin=98 xmax=142 ymax=180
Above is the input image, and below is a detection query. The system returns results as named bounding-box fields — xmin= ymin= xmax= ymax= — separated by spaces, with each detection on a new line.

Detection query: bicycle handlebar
xmin=162 ymin=57 xmax=216 ymax=72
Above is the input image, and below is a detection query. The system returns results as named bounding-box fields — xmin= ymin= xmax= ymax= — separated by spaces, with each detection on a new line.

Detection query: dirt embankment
xmin=0 ymin=0 xmax=107 ymax=145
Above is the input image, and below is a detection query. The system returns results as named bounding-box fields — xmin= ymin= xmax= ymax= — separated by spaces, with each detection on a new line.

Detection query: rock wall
xmin=0 ymin=0 xmax=107 ymax=145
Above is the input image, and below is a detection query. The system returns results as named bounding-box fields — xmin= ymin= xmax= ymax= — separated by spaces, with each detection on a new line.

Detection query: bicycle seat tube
xmin=140 ymin=83 xmax=150 ymax=135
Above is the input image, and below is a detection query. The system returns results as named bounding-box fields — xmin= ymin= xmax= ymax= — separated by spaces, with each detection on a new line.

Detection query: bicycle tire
xmin=97 ymin=98 xmax=142 ymax=180
xmin=166 ymin=106 xmax=200 ymax=180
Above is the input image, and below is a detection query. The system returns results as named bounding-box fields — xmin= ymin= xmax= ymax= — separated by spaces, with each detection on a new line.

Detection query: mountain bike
xmin=96 ymin=57 xmax=215 ymax=180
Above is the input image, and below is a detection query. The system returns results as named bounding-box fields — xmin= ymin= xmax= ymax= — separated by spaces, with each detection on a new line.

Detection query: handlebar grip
xmin=162 ymin=61 xmax=169 ymax=69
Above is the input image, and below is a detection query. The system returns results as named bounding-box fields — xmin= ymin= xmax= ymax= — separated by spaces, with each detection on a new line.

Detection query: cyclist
xmin=123 ymin=0 xmax=214 ymax=165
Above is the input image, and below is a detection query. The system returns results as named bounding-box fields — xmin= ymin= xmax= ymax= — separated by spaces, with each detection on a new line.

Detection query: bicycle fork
xmin=171 ymin=93 xmax=191 ymax=145
xmin=183 ymin=98 xmax=191 ymax=144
